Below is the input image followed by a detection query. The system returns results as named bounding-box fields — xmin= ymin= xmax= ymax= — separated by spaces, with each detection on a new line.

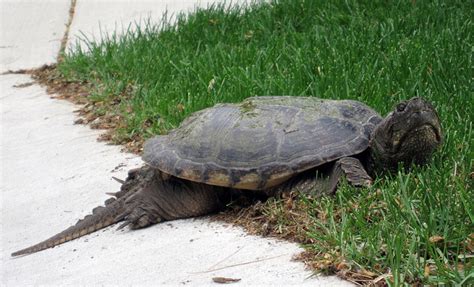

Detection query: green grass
xmin=59 ymin=0 xmax=473 ymax=285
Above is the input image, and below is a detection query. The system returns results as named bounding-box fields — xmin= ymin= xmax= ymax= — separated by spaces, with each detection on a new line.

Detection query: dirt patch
xmin=215 ymin=192 xmax=313 ymax=244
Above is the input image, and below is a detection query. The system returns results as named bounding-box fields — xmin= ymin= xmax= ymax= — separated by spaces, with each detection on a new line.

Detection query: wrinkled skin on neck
xmin=369 ymin=97 xmax=442 ymax=173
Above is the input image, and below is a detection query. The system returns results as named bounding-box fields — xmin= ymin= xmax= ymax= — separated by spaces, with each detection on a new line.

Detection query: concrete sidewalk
xmin=0 ymin=1 xmax=350 ymax=286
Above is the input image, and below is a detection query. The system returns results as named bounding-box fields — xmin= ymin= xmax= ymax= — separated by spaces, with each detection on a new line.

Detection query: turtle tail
xmin=11 ymin=197 xmax=125 ymax=257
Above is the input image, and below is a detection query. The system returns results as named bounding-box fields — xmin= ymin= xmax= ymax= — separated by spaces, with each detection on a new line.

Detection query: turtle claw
xmin=136 ymin=215 xmax=152 ymax=228
xmin=115 ymin=208 xmax=159 ymax=230
xmin=114 ymin=189 xmax=163 ymax=230
xmin=124 ymin=207 xmax=160 ymax=230
xmin=114 ymin=211 xmax=128 ymax=223
xmin=116 ymin=221 xmax=131 ymax=231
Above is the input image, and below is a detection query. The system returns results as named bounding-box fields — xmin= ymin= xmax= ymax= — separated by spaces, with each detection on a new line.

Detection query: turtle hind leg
xmin=117 ymin=168 xmax=231 ymax=230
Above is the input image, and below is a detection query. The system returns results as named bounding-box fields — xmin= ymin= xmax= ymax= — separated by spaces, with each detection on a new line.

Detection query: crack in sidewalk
xmin=58 ymin=0 xmax=77 ymax=63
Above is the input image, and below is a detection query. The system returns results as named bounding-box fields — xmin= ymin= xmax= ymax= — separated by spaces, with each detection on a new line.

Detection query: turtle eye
xmin=396 ymin=102 xmax=407 ymax=112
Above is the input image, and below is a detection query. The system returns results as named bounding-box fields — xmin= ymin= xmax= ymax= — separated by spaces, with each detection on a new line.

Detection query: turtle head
xmin=370 ymin=97 xmax=442 ymax=172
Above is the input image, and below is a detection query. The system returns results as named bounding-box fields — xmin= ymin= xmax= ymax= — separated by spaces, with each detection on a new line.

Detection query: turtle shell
xmin=143 ymin=96 xmax=382 ymax=190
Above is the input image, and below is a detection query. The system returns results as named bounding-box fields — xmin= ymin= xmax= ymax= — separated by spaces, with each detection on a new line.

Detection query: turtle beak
xmin=403 ymin=98 xmax=442 ymax=144
xmin=370 ymin=97 xmax=442 ymax=169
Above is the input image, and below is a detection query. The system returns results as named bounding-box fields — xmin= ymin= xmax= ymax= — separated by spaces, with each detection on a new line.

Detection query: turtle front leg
xmin=327 ymin=157 xmax=373 ymax=193
xmin=115 ymin=166 xmax=231 ymax=230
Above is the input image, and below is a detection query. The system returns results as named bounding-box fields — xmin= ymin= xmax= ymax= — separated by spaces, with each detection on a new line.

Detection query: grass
xmin=57 ymin=0 xmax=472 ymax=285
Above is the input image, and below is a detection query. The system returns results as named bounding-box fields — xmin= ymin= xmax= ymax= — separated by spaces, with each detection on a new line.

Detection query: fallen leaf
xmin=244 ymin=30 xmax=254 ymax=40
xmin=360 ymin=268 xmax=377 ymax=278
xmin=336 ymin=260 xmax=349 ymax=271
xmin=176 ymin=103 xmax=185 ymax=113
xmin=429 ymin=235 xmax=444 ymax=243
xmin=212 ymin=277 xmax=241 ymax=284
xmin=424 ymin=265 xmax=431 ymax=278
xmin=13 ymin=82 xmax=34 ymax=88
xmin=208 ymin=78 xmax=216 ymax=92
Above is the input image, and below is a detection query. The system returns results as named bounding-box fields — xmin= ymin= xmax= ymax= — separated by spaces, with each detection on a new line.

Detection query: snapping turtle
xmin=12 ymin=96 xmax=442 ymax=257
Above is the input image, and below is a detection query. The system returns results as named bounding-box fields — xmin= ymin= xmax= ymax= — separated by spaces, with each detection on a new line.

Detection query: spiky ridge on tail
xmin=11 ymin=166 xmax=154 ymax=257
xmin=11 ymin=197 xmax=124 ymax=257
